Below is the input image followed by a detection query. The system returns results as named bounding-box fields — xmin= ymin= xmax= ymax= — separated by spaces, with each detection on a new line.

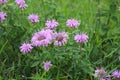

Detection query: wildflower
xmin=28 ymin=14 xmax=39 ymax=23
xmin=15 ymin=0 xmax=27 ymax=10
xmin=99 ymin=75 xmax=111 ymax=80
xmin=43 ymin=61 xmax=52 ymax=71
xmin=54 ymin=32 xmax=68 ymax=46
xmin=0 ymin=12 xmax=7 ymax=22
xmin=112 ymin=70 xmax=120 ymax=78
xmin=66 ymin=19 xmax=80 ymax=28
xmin=20 ymin=43 xmax=33 ymax=54
xmin=0 ymin=0 xmax=7 ymax=4
xmin=99 ymin=78 xmax=106 ymax=80
xmin=31 ymin=29 xmax=53 ymax=47
xmin=94 ymin=68 xmax=106 ymax=78
xmin=74 ymin=33 xmax=88 ymax=43
xmin=45 ymin=20 xmax=59 ymax=29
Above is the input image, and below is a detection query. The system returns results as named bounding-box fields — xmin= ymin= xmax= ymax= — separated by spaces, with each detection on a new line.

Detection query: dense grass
xmin=0 ymin=0 xmax=120 ymax=80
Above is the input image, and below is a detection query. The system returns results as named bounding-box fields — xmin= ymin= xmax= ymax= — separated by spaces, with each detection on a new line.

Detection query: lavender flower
xmin=66 ymin=19 xmax=80 ymax=28
xmin=31 ymin=29 xmax=53 ymax=47
xmin=74 ymin=33 xmax=88 ymax=43
xmin=99 ymin=75 xmax=111 ymax=80
xmin=15 ymin=0 xmax=27 ymax=10
xmin=28 ymin=14 xmax=39 ymax=23
xmin=20 ymin=43 xmax=33 ymax=54
xmin=99 ymin=78 xmax=106 ymax=80
xmin=0 ymin=0 xmax=7 ymax=4
xmin=54 ymin=32 xmax=68 ymax=46
xmin=112 ymin=70 xmax=120 ymax=78
xmin=45 ymin=20 xmax=59 ymax=29
xmin=94 ymin=68 xmax=106 ymax=78
xmin=43 ymin=61 xmax=52 ymax=71
xmin=0 ymin=12 xmax=7 ymax=22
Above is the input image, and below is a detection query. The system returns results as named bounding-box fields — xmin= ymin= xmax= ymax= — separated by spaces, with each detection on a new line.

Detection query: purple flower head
xmin=54 ymin=32 xmax=68 ymax=46
xmin=66 ymin=19 xmax=80 ymax=28
xmin=31 ymin=29 xmax=53 ymax=47
xmin=74 ymin=33 xmax=88 ymax=43
xmin=15 ymin=0 xmax=27 ymax=10
xmin=28 ymin=14 xmax=39 ymax=23
xmin=15 ymin=0 xmax=25 ymax=5
xmin=99 ymin=75 xmax=111 ymax=80
xmin=99 ymin=78 xmax=106 ymax=80
xmin=45 ymin=20 xmax=59 ymax=29
xmin=112 ymin=70 xmax=120 ymax=78
xmin=43 ymin=61 xmax=52 ymax=71
xmin=0 ymin=12 xmax=7 ymax=22
xmin=19 ymin=3 xmax=27 ymax=10
xmin=94 ymin=68 xmax=106 ymax=78
xmin=0 ymin=0 xmax=7 ymax=4
xmin=20 ymin=43 xmax=33 ymax=54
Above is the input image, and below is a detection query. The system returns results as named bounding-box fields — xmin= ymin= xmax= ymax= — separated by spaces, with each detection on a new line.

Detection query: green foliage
xmin=0 ymin=0 xmax=120 ymax=80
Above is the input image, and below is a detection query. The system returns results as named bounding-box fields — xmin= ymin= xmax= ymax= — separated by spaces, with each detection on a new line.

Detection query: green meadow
xmin=0 ymin=0 xmax=120 ymax=80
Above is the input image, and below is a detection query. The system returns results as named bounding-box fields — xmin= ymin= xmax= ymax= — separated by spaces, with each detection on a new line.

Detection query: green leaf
xmin=31 ymin=61 xmax=40 ymax=67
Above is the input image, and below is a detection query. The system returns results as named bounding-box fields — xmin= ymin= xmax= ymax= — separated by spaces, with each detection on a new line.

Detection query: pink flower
xmin=0 ymin=0 xmax=7 ymax=4
xmin=99 ymin=75 xmax=111 ymax=80
xmin=28 ymin=14 xmax=39 ymax=23
xmin=66 ymin=19 xmax=80 ymax=28
xmin=112 ymin=70 xmax=120 ymax=78
xmin=94 ymin=68 xmax=106 ymax=78
xmin=31 ymin=29 xmax=53 ymax=47
xmin=74 ymin=33 xmax=88 ymax=43
xmin=20 ymin=43 xmax=33 ymax=54
xmin=0 ymin=12 xmax=7 ymax=22
xmin=15 ymin=0 xmax=27 ymax=10
xmin=43 ymin=61 xmax=52 ymax=71
xmin=45 ymin=20 xmax=59 ymax=29
xmin=15 ymin=0 xmax=24 ymax=5
xmin=99 ymin=78 xmax=106 ymax=80
xmin=54 ymin=32 xmax=68 ymax=46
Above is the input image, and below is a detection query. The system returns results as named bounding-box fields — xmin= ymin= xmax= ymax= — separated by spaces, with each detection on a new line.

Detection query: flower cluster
xmin=0 ymin=12 xmax=7 ymax=22
xmin=94 ymin=68 xmax=120 ymax=80
xmin=15 ymin=0 xmax=27 ymax=10
xmin=20 ymin=17 xmax=88 ymax=54
xmin=0 ymin=0 xmax=7 ymax=4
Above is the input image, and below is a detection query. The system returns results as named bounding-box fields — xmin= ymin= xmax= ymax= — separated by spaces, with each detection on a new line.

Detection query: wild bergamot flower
xmin=0 ymin=12 xmax=7 ymax=22
xmin=112 ymin=70 xmax=120 ymax=78
xmin=28 ymin=14 xmax=39 ymax=23
xmin=0 ymin=0 xmax=7 ymax=4
xmin=45 ymin=20 xmax=59 ymax=29
xmin=31 ymin=29 xmax=53 ymax=47
xmin=43 ymin=61 xmax=52 ymax=71
xmin=74 ymin=33 xmax=88 ymax=43
xmin=54 ymin=32 xmax=68 ymax=46
xmin=20 ymin=43 xmax=33 ymax=54
xmin=94 ymin=68 xmax=106 ymax=78
xmin=66 ymin=19 xmax=80 ymax=28
xmin=15 ymin=0 xmax=27 ymax=10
